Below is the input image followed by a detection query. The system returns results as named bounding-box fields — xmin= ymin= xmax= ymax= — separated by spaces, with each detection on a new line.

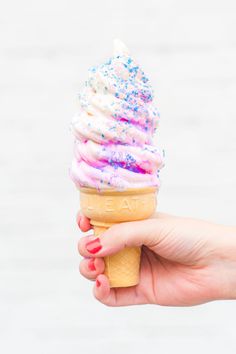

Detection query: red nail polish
xmin=86 ymin=238 xmax=102 ymax=254
xmin=88 ymin=258 xmax=96 ymax=271
xmin=96 ymin=279 xmax=101 ymax=287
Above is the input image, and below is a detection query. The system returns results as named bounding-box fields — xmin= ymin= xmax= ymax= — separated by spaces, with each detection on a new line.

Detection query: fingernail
xmin=86 ymin=238 xmax=102 ymax=254
xmin=88 ymin=258 xmax=96 ymax=271
xmin=96 ymin=279 xmax=101 ymax=287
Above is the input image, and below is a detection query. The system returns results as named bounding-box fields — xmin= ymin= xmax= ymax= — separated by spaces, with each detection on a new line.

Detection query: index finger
xmin=76 ymin=212 xmax=93 ymax=232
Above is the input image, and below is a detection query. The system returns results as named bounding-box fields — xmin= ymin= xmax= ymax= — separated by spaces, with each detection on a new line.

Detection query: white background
xmin=0 ymin=0 xmax=236 ymax=353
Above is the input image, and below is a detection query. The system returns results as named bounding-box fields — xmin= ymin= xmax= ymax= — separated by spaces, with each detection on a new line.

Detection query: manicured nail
xmin=86 ymin=238 xmax=102 ymax=254
xmin=96 ymin=279 xmax=101 ymax=287
xmin=88 ymin=258 xmax=96 ymax=271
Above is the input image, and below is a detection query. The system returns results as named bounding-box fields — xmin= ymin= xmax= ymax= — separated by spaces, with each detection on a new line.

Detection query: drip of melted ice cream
xmin=70 ymin=39 xmax=164 ymax=190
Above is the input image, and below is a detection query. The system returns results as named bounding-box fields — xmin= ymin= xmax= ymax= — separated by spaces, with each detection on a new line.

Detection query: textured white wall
xmin=0 ymin=0 xmax=236 ymax=353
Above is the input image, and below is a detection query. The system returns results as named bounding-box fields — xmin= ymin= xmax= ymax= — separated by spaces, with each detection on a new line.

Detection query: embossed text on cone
xmin=80 ymin=187 xmax=157 ymax=288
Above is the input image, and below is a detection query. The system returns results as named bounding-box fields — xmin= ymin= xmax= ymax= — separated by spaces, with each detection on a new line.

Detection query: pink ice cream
xmin=70 ymin=40 xmax=164 ymax=190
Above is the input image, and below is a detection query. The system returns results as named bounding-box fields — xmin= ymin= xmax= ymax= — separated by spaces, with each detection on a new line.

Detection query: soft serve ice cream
xmin=70 ymin=39 xmax=164 ymax=190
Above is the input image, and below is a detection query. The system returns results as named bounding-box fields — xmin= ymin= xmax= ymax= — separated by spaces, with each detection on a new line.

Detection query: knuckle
xmin=94 ymin=292 xmax=108 ymax=305
xmin=102 ymin=300 xmax=113 ymax=307
xmin=78 ymin=260 xmax=83 ymax=269
xmin=77 ymin=236 xmax=89 ymax=254
xmin=77 ymin=241 xmax=83 ymax=255
xmin=79 ymin=260 xmax=85 ymax=274
xmin=79 ymin=260 xmax=95 ymax=280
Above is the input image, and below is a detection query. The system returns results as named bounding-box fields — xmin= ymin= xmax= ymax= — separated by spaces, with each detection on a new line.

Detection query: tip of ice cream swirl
xmin=113 ymin=38 xmax=130 ymax=56
xmin=70 ymin=40 xmax=164 ymax=190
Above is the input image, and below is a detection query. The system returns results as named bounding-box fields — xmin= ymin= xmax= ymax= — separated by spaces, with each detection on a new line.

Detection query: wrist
xmin=217 ymin=226 xmax=236 ymax=300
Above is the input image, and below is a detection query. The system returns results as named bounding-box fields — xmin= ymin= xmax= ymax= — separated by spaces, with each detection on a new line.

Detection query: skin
xmin=77 ymin=212 xmax=236 ymax=307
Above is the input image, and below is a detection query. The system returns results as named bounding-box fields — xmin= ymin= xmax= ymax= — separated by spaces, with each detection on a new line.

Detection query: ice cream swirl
xmin=70 ymin=40 xmax=164 ymax=190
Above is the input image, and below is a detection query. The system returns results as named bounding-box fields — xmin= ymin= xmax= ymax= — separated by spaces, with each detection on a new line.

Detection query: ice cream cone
xmin=79 ymin=187 xmax=157 ymax=288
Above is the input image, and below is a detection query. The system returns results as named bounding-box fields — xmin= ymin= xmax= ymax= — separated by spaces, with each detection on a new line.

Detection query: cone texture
xmin=80 ymin=187 xmax=157 ymax=288
xmin=93 ymin=225 xmax=141 ymax=287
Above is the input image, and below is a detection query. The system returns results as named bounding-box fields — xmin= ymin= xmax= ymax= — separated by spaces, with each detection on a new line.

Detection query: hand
xmin=77 ymin=212 xmax=236 ymax=307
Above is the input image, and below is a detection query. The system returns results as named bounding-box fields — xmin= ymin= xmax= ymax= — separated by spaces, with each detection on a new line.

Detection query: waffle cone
xmin=79 ymin=187 xmax=157 ymax=288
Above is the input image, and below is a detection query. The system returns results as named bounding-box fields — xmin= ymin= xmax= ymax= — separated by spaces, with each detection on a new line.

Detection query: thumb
xmin=88 ymin=218 xmax=163 ymax=257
